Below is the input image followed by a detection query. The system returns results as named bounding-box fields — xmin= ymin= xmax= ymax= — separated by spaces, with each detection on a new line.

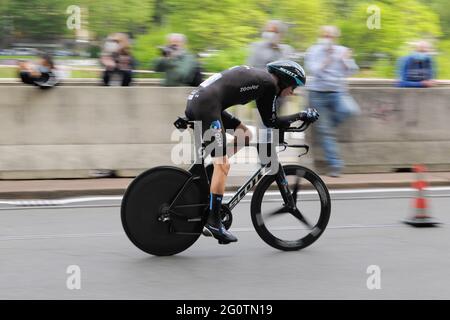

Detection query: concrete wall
xmin=0 ymin=87 xmax=194 ymax=179
xmin=0 ymin=86 xmax=449 ymax=179
xmin=305 ymin=88 xmax=450 ymax=173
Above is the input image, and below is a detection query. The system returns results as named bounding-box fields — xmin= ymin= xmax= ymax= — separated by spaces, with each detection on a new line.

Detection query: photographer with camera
xmin=153 ymin=33 xmax=202 ymax=87
xmin=18 ymin=53 xmax=59 ymax=89
xmin=100 ymin=33 xmax=135 ymax=86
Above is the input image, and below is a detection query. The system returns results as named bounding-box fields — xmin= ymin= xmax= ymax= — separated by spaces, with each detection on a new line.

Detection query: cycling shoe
xmin=203 ymin=223 xmax=238 ymax=244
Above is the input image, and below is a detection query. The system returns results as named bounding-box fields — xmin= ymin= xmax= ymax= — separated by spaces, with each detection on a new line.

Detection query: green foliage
xmin=201 ymin=48 xmax=248 ymax=72
xmin=1 ymin=0 xmax=449 ymax=77
xmin=0 ymin=0 xmax=154 ymax=42
xmin=133 ymin=27 xmax=172 ymax=69
xmin=164 ymin=0 xmax=268 ymax=51
xmin=134 ymin=0 xmax=268 ymax=70
xmin=421 ymin=0 xmax=450 ymax=38
xmin=87 ymin=45 xmax=101 ymax=59
xmin=435 ymin=40 xmax=450 ymax=79
xmin=76 ymin=0 xmax=155 ymax=39
xmin=1 ymin=0 xmax=71 ymax=40
xmin=370 ymin=58 xmax=398 ymax=78
xmin=338 ymin=0 xmax=442 ymax=63
xmin=272 ymin=0 xmax=329 ymax=50
xmin=0 ymin=67 xmax=17 ymax=78
xmin=134 ymin=0 xmax=331 ymax=69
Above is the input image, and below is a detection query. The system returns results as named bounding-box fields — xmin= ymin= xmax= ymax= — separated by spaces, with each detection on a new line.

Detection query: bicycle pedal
xmin=202 ymin=227 xmax=213 ymax=237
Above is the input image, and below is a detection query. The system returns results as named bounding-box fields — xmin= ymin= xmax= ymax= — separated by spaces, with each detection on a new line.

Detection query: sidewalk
xmin=1 ymin=172 xmax=450 ymax=199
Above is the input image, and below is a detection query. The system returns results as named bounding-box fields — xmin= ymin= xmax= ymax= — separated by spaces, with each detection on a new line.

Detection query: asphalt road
xmin=1 ymin=189 xmax=449 ymax=299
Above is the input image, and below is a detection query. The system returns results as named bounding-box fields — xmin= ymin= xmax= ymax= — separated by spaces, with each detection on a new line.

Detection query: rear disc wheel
xmin=121 ymin=166 xmax=206 ymax=256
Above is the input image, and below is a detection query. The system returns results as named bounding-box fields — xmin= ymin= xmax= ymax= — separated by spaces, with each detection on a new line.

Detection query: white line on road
xmin=0 ymin=232 xmax=124 ymax=241
xmin=1 ymin=187 xmax=449 ymax=209
xmin=232 ymin=223 xmax=406 ymax=232
xmin=0 ymin=223 xmax=424 ymax=242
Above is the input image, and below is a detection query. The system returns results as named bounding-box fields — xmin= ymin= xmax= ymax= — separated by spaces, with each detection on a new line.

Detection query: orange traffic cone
xmin=403 ymin=164 xmax=440 ymax=227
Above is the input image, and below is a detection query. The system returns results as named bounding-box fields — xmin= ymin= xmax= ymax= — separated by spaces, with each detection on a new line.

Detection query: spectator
xmin=153 ymin=33 xmax=202 ymax=87
xmin=18 ymin=53 xmax=59 ymax=89
xmin=100 ymin=33 xmax=134 ymax=86
xmin=247 ymin=20 xmax=295 ymax=145
xmin=247 ymin=20 xmax=294 ymax=69
xmin=397 ymin=40 xmax=437 ymax=88
xmin=305 ymin=26 xmax=360 ymax=177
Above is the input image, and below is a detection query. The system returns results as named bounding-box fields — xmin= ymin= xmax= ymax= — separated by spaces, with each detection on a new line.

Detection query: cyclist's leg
xmin=203 ymin=116 xmax=229 ymax=194
xmin=221 ymin=110 xmax=252 ymax=157
xmin=210 ymin=157 xmax=229 ymax=195
xmin=204 ymin=117 xmax=228 ymax=203
xmin=203 ymin=116 xmax=237 ymax=243
xmin=185 ymin=99 xmax=237 ymax=243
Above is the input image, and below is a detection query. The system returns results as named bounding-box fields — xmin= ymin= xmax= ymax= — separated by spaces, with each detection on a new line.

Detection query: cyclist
xmin=184 ymin=60 xmax=319 ymax=244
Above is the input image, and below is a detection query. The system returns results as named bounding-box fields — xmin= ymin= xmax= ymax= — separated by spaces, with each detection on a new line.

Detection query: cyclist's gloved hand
xmin=300 ymin=108 xmax=319 ymax=123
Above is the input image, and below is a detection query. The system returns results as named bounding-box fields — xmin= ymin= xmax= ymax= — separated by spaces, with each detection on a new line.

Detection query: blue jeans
xmin=308 ymin=91 xmax=355 ymax=170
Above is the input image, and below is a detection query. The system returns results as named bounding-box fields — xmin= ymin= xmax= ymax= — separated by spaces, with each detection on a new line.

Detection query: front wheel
xmin=251 ymin=165 xmax=331 ymax=251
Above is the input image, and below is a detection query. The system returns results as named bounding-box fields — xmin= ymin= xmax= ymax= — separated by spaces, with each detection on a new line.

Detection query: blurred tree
xmin=202 ymin=48 xmax=248 ymax=72
xmin=133 ymin=27 xmax=172 ymax=69
xmin=134 ymin=0 xmax=330 ymax=70
xmin=77 ymin=0 xmax=155 ymax=39
xmin=134 ymin=0 xmax=268 ymax=70
xmin=0 ymin=0 xmax=154 ymax=42
xmin=152 ymin=0 xmax=168 ymax=26
xmin=324 ymin=0 xmax=356 ymax=19
xmin=1 ymin=0 xmax=448 ymax=77
xmin=436 ymin=40 xmax=450 ymax=78
xmin=164 ymin=0 xmax=267 ymax=51
xmin=0 ymin=0 xmax=71 ymax=41
xmin=421 ymin=0 xmax=450 ymax=38
xmin=337 ymin=0 xmax=442 ymax=71
xmin=271 ymin=0 xmax=329 ymax=50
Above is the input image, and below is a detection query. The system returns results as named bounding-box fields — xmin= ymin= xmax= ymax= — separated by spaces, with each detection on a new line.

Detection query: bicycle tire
xmin=121 ymin=166 xmax=205 ymax=256
xmin=251 ymin=164 xmax=331 ymax=251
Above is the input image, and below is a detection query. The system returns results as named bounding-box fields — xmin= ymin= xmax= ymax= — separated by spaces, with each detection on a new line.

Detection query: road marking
xmin=0 ymin=204 xmax=119 ymax=211
xmin=0 ymin=232 xmax=123 ymax=241
xmin=0 ymin=223 xmax=434 ymax=242
xmin=231 ymin=223 xmax=406 ymax=232
xmin=0 ymin=196 xmax=122 ymax=206
xmin=1 ymin=187 xmax=449 ymax=209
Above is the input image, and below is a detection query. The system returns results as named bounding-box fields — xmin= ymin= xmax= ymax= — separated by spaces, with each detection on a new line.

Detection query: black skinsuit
xmin=185 ymin=65 xmax=279 ymax=157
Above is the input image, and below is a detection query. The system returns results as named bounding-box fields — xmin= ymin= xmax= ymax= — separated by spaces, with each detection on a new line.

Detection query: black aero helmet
xmin=267 ymin=60 xmax=306 ymax=90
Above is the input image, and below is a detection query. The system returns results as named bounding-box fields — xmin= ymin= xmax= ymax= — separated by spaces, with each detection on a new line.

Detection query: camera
xmin=158 ymin=44 xmax=178 ymax=57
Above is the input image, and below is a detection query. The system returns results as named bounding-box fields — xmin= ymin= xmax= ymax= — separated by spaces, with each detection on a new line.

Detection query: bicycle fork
xmin=276 ymin=167 xmax=296 ymax=209
xmin=275 ymin=166 xmax=313 ymax=228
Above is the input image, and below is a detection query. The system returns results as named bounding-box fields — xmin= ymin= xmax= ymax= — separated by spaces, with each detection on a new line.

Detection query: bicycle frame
xmin=169 ymin=143 xmax=297 ymax=218
xmin=168 ymin=117 xmax=310 ymax=220
xmin=226 ymin=163 xmax=272 ymax=210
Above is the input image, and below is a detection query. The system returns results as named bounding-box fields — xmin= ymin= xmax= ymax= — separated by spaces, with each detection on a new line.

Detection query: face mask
xmin=318 ymin=38 xmax=334 ymax=46
xmin=262 ymin=31 xmax=280 ymax=44
xmin=105 ymin=41 xmax=119 ymax=53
